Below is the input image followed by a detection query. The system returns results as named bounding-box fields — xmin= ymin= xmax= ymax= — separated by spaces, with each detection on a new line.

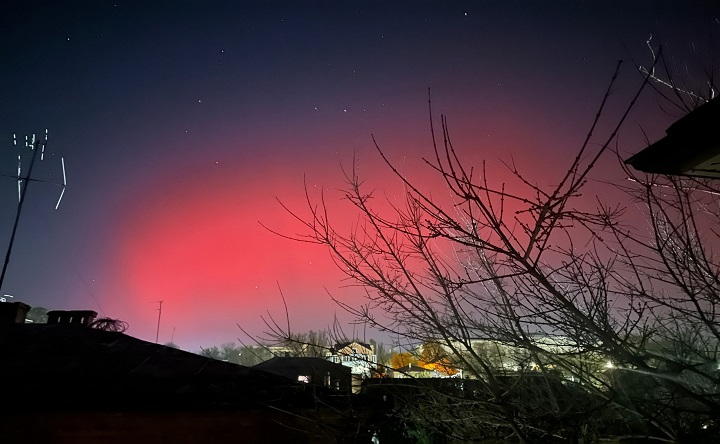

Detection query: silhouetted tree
xmin=389 ymin=351 xmax=416 ymax=369
xmin=25 ymin=306 xmax=48 ymax=323
xmin=89 ymin=317 xmax=128 ymax=332
xmin=237 ymin=345 xmax=273 ymax=366
xmin=198 ymin=342 xmax=274 ymax=366
xmin=198 ymin=345 xmax=222 ymax=360
xmin=273 ymin=49 xmax=720 ymax=442
xmin=369 ymin=338 xmax=391 ymax=367
xmin=281 ymin=330 xmax=330 ymax=357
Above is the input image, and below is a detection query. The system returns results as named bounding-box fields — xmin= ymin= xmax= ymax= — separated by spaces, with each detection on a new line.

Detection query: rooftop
xmin=0 ymin=322 xmax=302 ymax=410
xmin=625 ymin=98 xmax=720 ymax=178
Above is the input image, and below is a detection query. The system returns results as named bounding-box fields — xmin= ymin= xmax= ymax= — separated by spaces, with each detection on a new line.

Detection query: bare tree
xmin=369 ymin=338 xmax=391 ymax=368
xmin=197 ymin=342 xmax=275 ymax=366
xmin=280 ymin=330 xmax=331 ymax=357
xmin=198 ymin=345 xmax=223 ymax=360
xmin=26 ymin=306 xmax=48 ymax=323
xmin=271 ymin=48 xmax=720 ymax=442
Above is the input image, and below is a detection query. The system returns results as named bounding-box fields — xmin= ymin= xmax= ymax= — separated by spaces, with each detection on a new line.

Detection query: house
xmin=0 ymin=301 xmax=363 ymax=443
xmin=254 ymin=356 xmax=352 ymax=394
xmin=625 ymin=97 xmax=720 ymax=178
xmin=328 ymin=341 xmax=377 ymax=392
xmin=328 ymin=341 xmax=377 ymax=376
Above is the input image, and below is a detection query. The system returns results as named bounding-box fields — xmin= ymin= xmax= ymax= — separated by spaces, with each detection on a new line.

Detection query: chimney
xmin=0 ymin=301 xmax=31 ymax=324
xmin=46 ymin=310 xmax=98 ymax=327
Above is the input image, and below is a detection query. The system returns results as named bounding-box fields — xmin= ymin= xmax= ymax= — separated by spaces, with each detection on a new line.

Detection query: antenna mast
xmin=0 ymin=130 xmax=66 ymax=291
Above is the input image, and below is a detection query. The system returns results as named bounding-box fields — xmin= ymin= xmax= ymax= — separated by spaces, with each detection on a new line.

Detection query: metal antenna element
xmin=0 ymin=130 xmax=68 ymax=291
xmin=148 ymin=300 xmax=164 ymax=343
xmin=56 ymin=157 xmax=67 ymax=209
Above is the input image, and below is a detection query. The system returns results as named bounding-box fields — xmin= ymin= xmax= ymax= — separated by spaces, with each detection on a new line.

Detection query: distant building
xmin=328 ymin=341 xmax=377 ymax=376
xmin=328 ymin=341 xmax=377 ymax=392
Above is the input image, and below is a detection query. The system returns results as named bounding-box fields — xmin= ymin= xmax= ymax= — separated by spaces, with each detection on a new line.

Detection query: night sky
xmin=1 ymin=1 xmax=717 ymax=350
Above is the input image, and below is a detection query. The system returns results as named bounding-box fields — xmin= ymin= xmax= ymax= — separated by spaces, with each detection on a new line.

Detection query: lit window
xmin=298 ymin=375 xmax=310 ymax=383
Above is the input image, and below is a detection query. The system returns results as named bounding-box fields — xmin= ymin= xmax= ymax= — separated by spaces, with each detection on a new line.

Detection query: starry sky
xmin=1 ymin=1 xmax=718 ymax=350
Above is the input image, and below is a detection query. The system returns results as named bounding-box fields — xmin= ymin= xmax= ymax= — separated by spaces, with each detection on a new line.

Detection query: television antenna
xmin=0 ymin=130 xmax=67 ymax=291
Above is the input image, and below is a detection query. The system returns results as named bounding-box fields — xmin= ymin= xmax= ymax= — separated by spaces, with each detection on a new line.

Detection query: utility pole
xmin=148 ymin=300 xmax=163 ymax=343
